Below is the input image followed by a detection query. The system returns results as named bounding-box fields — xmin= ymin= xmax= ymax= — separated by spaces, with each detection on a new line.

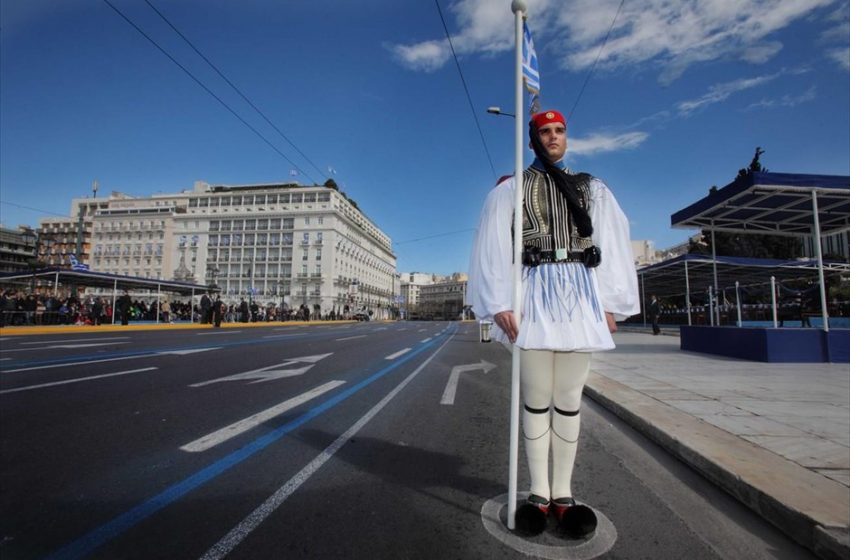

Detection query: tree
xmin=688 ymin=230 xmax=801 ymax=259
xmin=323 ymin=178 xmax=339 ymax=190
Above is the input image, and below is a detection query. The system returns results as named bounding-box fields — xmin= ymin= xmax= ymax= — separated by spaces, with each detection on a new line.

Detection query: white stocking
xmin=550 ymin=351 xmax=591 ymax=500
xmin=520 ymin=349 xmax=554 ymax=500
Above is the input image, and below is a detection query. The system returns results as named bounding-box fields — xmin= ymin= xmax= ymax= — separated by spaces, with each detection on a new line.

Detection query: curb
xmin=584 ymin=372 xmax=850 ymax=560
xmin=0 ymin=320 xmax=359 ymax=336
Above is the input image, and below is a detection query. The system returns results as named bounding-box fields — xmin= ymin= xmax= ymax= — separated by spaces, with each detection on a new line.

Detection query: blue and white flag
xmin=522 ymin=21 xmax=540 ymax=94
xmin=68 ymin=254 xmax=89 ymax=271
xmin=289 ymin=169 xmax=299 ymax=177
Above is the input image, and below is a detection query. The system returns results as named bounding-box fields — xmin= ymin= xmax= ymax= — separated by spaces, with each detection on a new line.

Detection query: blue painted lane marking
xmin=44 ymin=326 xmax=456 ymax=560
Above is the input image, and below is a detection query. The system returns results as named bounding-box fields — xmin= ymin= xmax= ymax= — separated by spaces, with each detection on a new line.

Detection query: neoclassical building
xmin=80 ymin=180 xmax=397 ymax=316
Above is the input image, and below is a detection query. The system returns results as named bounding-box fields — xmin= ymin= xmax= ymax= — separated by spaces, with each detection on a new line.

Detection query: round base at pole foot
xmin=558 ymin=504 xmax=598 ymax=539
xmin=481 ymin=492 xmax=617 ymax=559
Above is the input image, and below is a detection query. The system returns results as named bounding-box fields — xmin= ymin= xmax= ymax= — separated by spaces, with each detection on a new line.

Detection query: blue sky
xmin=2 ymin=0 xmax=849 ymax=275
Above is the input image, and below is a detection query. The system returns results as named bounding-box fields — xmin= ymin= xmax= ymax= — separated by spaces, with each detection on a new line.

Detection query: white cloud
xmin=390 ymin=40 xmax=451 ymax=73
xmin=568 ymin=131 xmax=649 ymax=155
xmin=820 ymin=2 xmax=849 ymax=69
xmin=827 ymin=47 xmax=850 ymax=70
xmin=746 ymin=85 xmax=818 ymax=109
xmin=676 ymin=73 xmax=781 ymax=116
xmin=388 ymin=0 xmax=836 ymax=83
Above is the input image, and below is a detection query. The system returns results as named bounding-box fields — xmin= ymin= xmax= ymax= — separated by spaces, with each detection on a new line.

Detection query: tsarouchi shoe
xmin=514 ymin=494 xmax=549 ymax=536
xmin=553 ymin=497 xmax=597 ymax=539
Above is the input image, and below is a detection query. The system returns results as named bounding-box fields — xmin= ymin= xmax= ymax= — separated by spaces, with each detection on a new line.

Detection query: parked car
xmin=353 ymin=312 xmax=370 ymax=321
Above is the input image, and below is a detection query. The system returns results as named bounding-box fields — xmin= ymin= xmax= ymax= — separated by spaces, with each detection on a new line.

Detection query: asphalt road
xmin=0 ymin=322 xmax=815 ymax=559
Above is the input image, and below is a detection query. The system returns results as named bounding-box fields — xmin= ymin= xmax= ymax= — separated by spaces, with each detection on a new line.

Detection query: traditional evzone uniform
xmin=469 ymin=111 xmax=639 ymax=536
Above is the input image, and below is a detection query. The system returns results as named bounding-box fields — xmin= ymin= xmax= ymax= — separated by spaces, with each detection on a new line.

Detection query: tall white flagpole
xmin=508 ymin=0 xmax=527 ymax=531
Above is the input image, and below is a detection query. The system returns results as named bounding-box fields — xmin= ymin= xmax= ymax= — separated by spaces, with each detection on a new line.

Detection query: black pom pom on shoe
xmin=514 ymin=503 xmax=548 ymax=536
xmin=558 ymin=504 xmax=597 ymax=539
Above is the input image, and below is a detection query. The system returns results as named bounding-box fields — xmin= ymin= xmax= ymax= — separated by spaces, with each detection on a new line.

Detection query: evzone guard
xmin=469 ymin=109 xmax=639 ymax=536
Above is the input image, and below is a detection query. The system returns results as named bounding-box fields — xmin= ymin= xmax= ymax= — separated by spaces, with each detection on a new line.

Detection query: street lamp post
xmin=487 ymin=106 xmax=516 ymax=118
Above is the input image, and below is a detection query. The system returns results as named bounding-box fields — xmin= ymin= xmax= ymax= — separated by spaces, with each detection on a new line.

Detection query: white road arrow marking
xmin=190 ymin=353 xmax=333 ymax=387
xmin=181 ymin=380 xmax=345 ymax=452
xmin=440 ymin=360 xmax=496 ymax=405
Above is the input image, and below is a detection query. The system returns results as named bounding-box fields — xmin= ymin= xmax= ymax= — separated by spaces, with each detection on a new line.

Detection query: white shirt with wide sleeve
xmin=468 ymin=174 xmax=639 ymax=352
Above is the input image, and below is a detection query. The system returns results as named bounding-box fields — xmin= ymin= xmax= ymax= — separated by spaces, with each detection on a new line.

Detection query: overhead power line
xmin=142 ymin=0 xmax=328 ymax=182
xmin=101 ymin=0 xmax=317 ymax=184
xmin=434 ymin=0 xmax=497 ymax=180
xmin=567 ymin=0 xmax=626 ymax=122
xmin=0 ymin=200 xmax=68 ymax=219
xmin=394 ymin=228 xmax=475 ymax=245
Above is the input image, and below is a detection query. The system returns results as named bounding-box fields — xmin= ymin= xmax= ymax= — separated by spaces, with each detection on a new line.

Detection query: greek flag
xmin=68 ymin=254 xmax=89 ymax=271
xmin=522 ymin=21 xmax=540 ymax=94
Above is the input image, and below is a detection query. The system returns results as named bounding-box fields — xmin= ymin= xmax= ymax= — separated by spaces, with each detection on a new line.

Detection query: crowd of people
xmin=0 ymin=288 xmax=370 ymax=327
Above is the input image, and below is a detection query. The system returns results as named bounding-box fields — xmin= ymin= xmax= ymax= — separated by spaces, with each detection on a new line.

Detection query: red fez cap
xmin=530 ymin=110 xmax=566 ymax=128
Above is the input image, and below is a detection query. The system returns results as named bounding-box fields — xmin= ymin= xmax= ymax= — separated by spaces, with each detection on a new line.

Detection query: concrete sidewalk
xmin=585 ymin=331 xmax=849 ymax=560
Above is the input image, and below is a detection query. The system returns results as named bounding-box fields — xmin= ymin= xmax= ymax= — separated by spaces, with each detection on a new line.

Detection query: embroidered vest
xmin=521 ymin=167 xmax=593 ymax=252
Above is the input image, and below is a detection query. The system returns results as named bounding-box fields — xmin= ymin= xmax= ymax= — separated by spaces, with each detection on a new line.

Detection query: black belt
xmin=522 ymin=246 xmax=601 ymax=268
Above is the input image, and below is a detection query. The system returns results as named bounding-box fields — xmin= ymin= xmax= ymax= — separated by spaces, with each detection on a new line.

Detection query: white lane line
xmin=0 ymin=358 xmax=11 ymax=361
xmin=421 ymin=337 xmax=432 ymax=343
xmin=15 ymin=337 xmax=130 ymax=345
xmin=384 ymin=348 xmax=411 ymax=360
xmin=158 ymin=348 xmax=220 ymax=356
xmin=4 ymin=355 xmax=138 ymax=373
xmin=5 ymin=345 xmax=221 ymax=372
xmin=199 ymin=333 xmax=454 ymax=560
xmin=335 ymin=335 xmax=366 ymax=341
xmin=180 ymin=380 xmax=345 ymax=453
xmin=418 ymin=329 xmax=426 ymax=332
xmin=1 ymin=342 xmax=129 ymax=353
xmin=0 ymin=367 xmax=158 ymax=395
xmin=262 ymin=333 xmax=308 ymax=339
xmin=197 ymin=331 xmax=241 ymax=336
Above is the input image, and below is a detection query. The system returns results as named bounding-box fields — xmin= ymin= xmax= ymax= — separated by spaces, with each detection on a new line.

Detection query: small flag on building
xmin=289 ymin=169 xmax=299 ymax=177
xmin=327 ymin=166 xmax=337 ymax=175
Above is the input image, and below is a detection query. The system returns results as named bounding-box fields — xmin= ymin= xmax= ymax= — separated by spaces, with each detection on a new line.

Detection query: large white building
xmin=82 ymin=180 xmax=397 ymax=316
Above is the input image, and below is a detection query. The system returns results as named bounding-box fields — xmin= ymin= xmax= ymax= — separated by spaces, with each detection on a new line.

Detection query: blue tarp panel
xmin=671 ymin=172 xmax=850 ymax=235
xmin=680 ymin=325 xmax=850 ymax=363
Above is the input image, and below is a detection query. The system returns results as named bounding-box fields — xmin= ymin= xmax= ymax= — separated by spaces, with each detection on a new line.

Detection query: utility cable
xmin=395 ymin=228 xmax=475 ymax=245
xmin=0 ymin=200 xmax=68 ymax=219
xmin=142 ymin=0 xmax=327 ymax=182
xmin=434 ymin=0 xmax=497 ymax=180
xmin=101 ymin=0 xmax=316 ymax=183
xmin=567 ymin=0 xmax=626 ymax=122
